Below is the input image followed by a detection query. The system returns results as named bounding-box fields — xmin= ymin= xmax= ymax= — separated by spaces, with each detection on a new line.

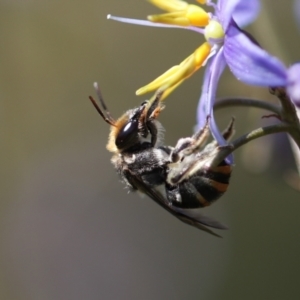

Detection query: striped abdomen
xmin=166 ymin=162 xmax=232 ymax=209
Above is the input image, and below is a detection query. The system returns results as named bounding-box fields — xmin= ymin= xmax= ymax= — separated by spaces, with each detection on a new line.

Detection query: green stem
xmin=231 ymin=123 xmax=290 ymax=151
xmin=213 ymin=94 xmax=300 ymax=171
xmin=211 ymin=92 xmax=300 ymax=174
xmin=269 ymin=88 xmax=300 ymax=173
xmin=213 ymin=123 xmax=291 ymax=166
xmin=214 ymin=97 xmax=281 ymax=115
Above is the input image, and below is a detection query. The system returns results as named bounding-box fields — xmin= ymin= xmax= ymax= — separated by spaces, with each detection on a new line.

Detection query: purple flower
xmin=110 ymin=0 xmax=300 ymax=164
xmin=224 ymin=25 xmax=300 ymax=108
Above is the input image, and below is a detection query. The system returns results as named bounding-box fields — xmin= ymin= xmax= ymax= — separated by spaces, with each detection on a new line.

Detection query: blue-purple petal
xmin=197 ymin=60 xmax=213 ymax=130
xmin=287 ymin=63 xmax=300 ymax=107
xmin=206 ymin=48 xmax=226 ymax=143
xmin=217 ymin=0 xmax=260 ymax=30
xmin=232 ymin=0 xmax=260 ymax=28
xmin=217 ymin=0 xmax=241 ymax=31
xmin=208 ymin=49 xmax=234 ymax=164
xmin=224 ymin=25 xmax=288 ymax=87
xmin=197 ymin=46 xmax=234 ymax=163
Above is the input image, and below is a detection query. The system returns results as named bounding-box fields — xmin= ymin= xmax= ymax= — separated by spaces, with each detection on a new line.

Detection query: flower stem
xmin=231 ymin=123 xmax=290 ymax=151
xmin=269 ymin=87 xmax=300 ymax=148
xmin=269 ymin=87 xmax=300 ymax=173
xmin=214 ymin=97 xmax=281 ymax=115
xmin=213 ymin=123 xmax=291 ymax=166
xmin=212 ymin=90 xmax=300 ymax=172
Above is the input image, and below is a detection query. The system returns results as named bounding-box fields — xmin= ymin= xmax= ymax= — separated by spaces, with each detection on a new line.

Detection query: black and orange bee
xmin=89 ymin=83 xmax=234 ymax=237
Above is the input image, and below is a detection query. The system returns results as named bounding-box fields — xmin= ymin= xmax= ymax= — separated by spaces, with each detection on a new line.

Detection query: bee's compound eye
xmin=116 ymin=120 xmax=138 ymax=149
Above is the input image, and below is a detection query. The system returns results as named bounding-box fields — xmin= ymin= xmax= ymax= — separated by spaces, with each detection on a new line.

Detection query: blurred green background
xmin=1 ymin=0 xmax=300 ymax=299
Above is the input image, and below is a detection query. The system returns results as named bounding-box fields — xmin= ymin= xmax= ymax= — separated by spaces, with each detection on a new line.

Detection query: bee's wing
xmin=125 ymin=170 xmax=227 ymax=237
xmin=171 ymin=207 xmax=228 ymax=230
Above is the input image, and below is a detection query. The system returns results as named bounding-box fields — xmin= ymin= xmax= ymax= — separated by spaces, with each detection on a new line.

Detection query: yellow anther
xmin=136 ymin=65 xmax=181 ymax=95
xmin=196 ymin=0 xmax=207 ymax=4
xmin=136 ymin=42 xmax=211 ymax=98
xmin=160 ymin=79 xmax=185 ymax=100
xmin=204 ymin=20 xmax=224 ymax=41
xmin=149 ymin=0 xmax=188 ymax=12
xmin=148 ymin=4 xmax=209 ymax=26
xmin=185 ymin=5 xmax=209 ymax=26
xmin=149 ymin=12 xmax=191 ymax=26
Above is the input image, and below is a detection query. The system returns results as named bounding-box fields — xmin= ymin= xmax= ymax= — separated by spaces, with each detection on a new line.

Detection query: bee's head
xmin=89 ymin=83 xmax=164 ymax=153
xmin=108 ymin=104 xmax=147 ymax=152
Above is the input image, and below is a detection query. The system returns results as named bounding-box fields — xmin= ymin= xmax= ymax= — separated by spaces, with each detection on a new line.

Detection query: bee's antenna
xmin=89 ymin=82 xmax=116 ymax=126
xmin=93 ymin=82 xmax=115 ymax=121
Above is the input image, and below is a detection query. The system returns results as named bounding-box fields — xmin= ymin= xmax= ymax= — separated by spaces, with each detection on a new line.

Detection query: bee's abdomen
xmin=166 ymin=164 xmax=232 ymax=209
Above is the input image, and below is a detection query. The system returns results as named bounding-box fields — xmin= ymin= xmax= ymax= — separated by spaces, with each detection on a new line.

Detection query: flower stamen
xmin=148 ymin=1 xmax=209 ymax=26
xmin=136 ymin=42 xmax=211 ymax=97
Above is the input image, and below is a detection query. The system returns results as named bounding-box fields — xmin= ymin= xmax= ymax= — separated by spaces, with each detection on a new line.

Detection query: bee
xmin=89 ymin=83 xmax=234 ymax=237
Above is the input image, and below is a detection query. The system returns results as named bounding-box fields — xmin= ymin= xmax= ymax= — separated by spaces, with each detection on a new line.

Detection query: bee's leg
xmin=222 ymin=117 xmax=235 ymax=141
xmin=171 ymin=118 xmax=210 ymax=163
xmin=167 ymin=144 xmax=231 ymax=185
xmin=168 ymin=155 xmax=202 ymax=187
xmin=146 ymin=89 xmax=164 ymax=118
xmin=209 ymin=117 xmax=235 ymax=149
xmin=147 ymin=120 xmax=158 ymax=147
xmin=142 ymin=89 xmax=164 ymax=124
xmin=139 ymin=90 xmax=165 ymax=146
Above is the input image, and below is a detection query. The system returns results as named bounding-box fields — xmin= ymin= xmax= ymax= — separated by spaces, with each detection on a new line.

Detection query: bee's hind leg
xmin=170 ymin=118 xmax=210 ymax=163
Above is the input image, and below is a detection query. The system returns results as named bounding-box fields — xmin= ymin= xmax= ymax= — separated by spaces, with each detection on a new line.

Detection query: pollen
xmin=136 ymin=42 xmax=211 ymax=97
xmin=204 ymin=20 xmax=224 ymax=41
xmin=148 ymin=1 xmax=209 ymax=27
